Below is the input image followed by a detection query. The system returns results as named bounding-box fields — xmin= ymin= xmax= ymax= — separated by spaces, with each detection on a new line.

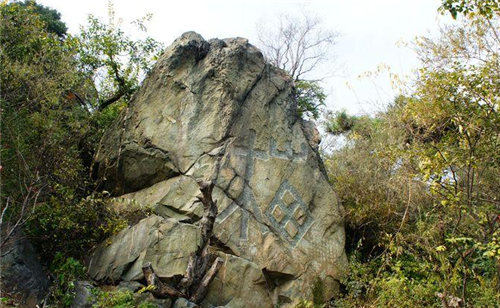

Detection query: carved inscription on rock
xmin=264 ymin=180 xmax=314 ymax=247
xmin=217 ymin=130 xmax=314 ymax=248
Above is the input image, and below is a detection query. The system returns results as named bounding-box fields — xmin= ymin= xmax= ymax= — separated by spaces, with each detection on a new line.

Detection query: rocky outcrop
xmin=201 ymin=253 xmax=273 ymax=308
xmin=0 ymin=226 xmax=51 ymax=307
xmin=172 ymin=298 xmax=199 ymax=308
xmin=71 ymin=281 xmax=97 ymax=308
xmin=91 ymin=31 xmax=347 ymax=307
xmin=88 ymin=215 xmax=201 ymax=282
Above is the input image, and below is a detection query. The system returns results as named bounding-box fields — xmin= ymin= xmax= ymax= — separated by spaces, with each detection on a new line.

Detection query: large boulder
xmin=201 ymin=253 xmax=273 ymax=308
xmin=88 ymin=215 xmax=201 ymax=282
xmin=71 ymin=281 xmax=97 ymax=308
xmin=92 ymin=31 xmax=347 ymax=307
xmin=0 ymin=226 xmax=51 ymax=307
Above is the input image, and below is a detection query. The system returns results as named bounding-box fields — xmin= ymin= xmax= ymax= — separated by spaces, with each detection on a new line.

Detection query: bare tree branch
xmin=257 ymin=12 xmax=338 ymax=82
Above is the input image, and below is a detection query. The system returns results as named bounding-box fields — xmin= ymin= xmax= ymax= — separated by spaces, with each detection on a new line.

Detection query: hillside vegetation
xmin=1 ymin=0 xmax=499 ymax=307
xmin=327 ymin=12 xmax=500 ymax=307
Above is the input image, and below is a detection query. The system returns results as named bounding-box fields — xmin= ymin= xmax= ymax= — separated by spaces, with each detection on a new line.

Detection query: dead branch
xmin=142 ymin=262 xmax=186 ymax=299
xmin=142 ymin=181 xmax=222 ymax=304
xmin=189 ymin=257 xmax=224 ymax=303
xmin=257 ymin=12 xmax=338 ymax=82
xmin=1 ymin=179 xmax=44 ymax=250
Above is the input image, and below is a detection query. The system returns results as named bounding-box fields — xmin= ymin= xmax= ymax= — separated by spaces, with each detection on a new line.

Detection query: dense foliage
xmin=93 ymin=289 xmax=159 ymax=308
xmin=0 ymin=2 xmax=159 ymax=304
xmin=2 ymin=0 xmax=500 ymax=307
xmin=295 ymin=80 xmax=327 ymax=120
xmin=325 ymin=13 xmax=500 ymax=308
xmin=14 ymin=0 xmax=68 ymax=37
xmin=440 ymin=0 xmax=500 ymax=18
xmin=76 ymin=3 xmax=163 ymax=110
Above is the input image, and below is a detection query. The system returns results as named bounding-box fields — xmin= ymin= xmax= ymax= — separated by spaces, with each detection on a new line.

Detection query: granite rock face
xmin=91 ymin=31 xmax=347 ymax=307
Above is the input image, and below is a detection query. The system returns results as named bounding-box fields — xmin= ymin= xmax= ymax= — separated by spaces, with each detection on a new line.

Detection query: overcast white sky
xmin=38 ymin=0 xmax=453 ymax=115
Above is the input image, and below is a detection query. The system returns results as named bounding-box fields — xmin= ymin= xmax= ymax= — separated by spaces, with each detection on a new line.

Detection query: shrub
xmin=26 ymin=192 xmax=127 ymax=262
xmin=325 ymin=14 xmax=500 ymax=307
xmin=93 ymin=290 xmax=158 ymax=308
xmin=49 ymin=253 xmax=86 ymax=307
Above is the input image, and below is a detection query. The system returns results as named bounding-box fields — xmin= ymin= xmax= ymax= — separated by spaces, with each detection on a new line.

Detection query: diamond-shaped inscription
xmin=285 ymin=221 xmax=298 ymax=238
xmin=282 ymin=191 xmax=295 ymax=206
xmin=217 ymin=130 xmax=310 ymax=245
xmin=294 ymin=208 xmax=306 ymax=226
xmin=264 ymin=180 xmax=315 ymax=247
xmin=272 ymin=206 xmax=285 ymax=222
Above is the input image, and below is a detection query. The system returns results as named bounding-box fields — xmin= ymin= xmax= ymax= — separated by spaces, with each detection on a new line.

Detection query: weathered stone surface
xmin=71 ymin=281 xmax=97 ymax=308
xmin=202 ymin=252 xmax=273 ymax=308
xmin=95 ymin=140 xmax=179 ymax=195
xmin=114 ymin=175 xmax=204 ymax=222
xmin=0 ymin=226 xmax=50 ymax=307
xmin=92 ymin=31 xmax=347 ymax=306
xmin=173 ymin=298 xmax=199 ymax=308
xmin=117 ymin=280 xmax=146 ymax=293
xmin=87 ymin=215 xmax=201 ymax=282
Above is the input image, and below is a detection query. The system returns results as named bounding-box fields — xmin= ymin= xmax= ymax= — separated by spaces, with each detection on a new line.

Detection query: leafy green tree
xmin=295 ymin=80 xmax=326 ymax=120
xmin=324 ymin=110 xmax=355 ymax=135
xmin=13 ymin=0 xmax=68 ymax=37
xmin=330 ymin=14 xmax=500 ymax=308
xmin=325 ymin=105 xmax=430 ymax=253
xmin=440 ymin=0 xmax=500 ymax=18
xmin=1 ymin=2 xmax=167 ymax=306
xmin=0 ymin=1 xmax=130 ymax=264
xmin=4 ymin=0 xmax=68 ymax=38
xmin=399 ymin=15 xmax=500 ymax=305
xmin=75 ymin=3 xmax=164 ymax=110
xmin=1 ymin=0 xmax=84 ymax=206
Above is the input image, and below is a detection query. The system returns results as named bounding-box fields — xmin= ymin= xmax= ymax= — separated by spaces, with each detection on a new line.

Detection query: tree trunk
xmin=189 ymin=257 xmax=224 ymax=303
xmin=142 ymin=262 xmax=186 ymax=299
xmin=141 ymin=181 xmax=222 ymax=303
